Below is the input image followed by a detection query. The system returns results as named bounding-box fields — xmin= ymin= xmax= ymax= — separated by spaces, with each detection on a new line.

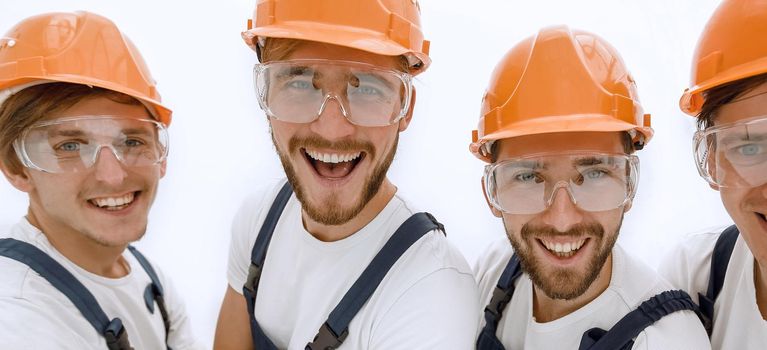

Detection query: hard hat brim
xmin=0 ymin=76 xmax=172 ymax=126
xmin=680 ymin=56 xmax=767 ymax=116
xmin=242 ymin=23 xmax=431 ymax=73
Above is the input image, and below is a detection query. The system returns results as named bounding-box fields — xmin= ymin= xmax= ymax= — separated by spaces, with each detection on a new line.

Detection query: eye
xmin=56 ymin=141 xmax=81 ymax=152
xmin=286 ymin=80 xmax=313 ymax=90
xmin=355 ymin=85 xmax=382 ymax=96
xmin=573 ymin=168 xmax=609 ymax=185
xmin=737 ymin=143 xmax=762 ymax=156
xmin=513 ymin=171 xmax=542 ymax=183
xmin=584 ymin=168 xmax=607 ymax=180
xmin=124 ymin=138 xmax=145 ymax=147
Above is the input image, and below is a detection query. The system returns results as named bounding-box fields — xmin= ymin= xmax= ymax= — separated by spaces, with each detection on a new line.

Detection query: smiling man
xmin=213 ymin=0 xmax=478 ymax=349
xmin=470 ymin=26 xmax=710 ymax=349
xmin=660 ymin=0 xmax=767 ymax=348
xmin=0 ymin=11 xmax=200 ymax=349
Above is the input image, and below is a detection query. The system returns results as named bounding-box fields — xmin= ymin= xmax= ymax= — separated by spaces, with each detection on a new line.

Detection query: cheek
xmin=269 ymin=121 xmax=297 ymax=148
xmin=501 ymin=214 xmax=532 ymax=239
xmin=719 ymin=188 xmax=748 ymax=219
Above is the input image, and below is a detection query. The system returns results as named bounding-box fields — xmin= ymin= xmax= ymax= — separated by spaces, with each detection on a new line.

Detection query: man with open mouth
xmin=661 ymin=0 xmax=767 ymax=348
xmin=471 ymin=26 xmax=710 ymax=349
xmin=0 ymin=11 xmax=201 ymax=349
xmin=214 ymin=0 xmax=479 ymax=349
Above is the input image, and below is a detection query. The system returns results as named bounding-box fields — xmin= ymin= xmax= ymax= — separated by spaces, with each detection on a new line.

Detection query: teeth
xmin=92 ymin=193 xmax=135 ymax=208
xmin=541 ymin=239 xmax=585 ymax=255
xmin=306 ymin=150 xmax=361 ymax=164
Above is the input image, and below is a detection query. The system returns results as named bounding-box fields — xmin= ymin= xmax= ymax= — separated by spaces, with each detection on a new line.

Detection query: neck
xmin=26 ymin=208 xmax=129 ymax=278
xmin=532 ymin=253 xmax=613 ymax=323
xmin=303 ymin=179 xmax=397 ymax=242
xmin=754 ymin=259 xmax=767 ymax=320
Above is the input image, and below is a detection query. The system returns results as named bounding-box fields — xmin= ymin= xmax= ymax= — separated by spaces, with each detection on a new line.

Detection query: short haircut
xmin=489 ymin=131 xmax=635 ymax=163
xmin=697 ymin=72 xmax=767 ymax=129
xmin=0 ymin=83 xmax=143 ymax=175
xmin=260 ymin=37 xmax=410 ymax=73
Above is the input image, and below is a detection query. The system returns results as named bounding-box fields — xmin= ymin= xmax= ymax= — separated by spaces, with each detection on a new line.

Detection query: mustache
xmin=289 ymin=135 xmax=375 ymax=158
xmin=520 ymin=222 xmax=604 ymax=239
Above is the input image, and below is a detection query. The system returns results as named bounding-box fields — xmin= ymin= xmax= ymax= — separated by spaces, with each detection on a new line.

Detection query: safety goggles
xmin=253 ymin=59 xmax=413 ymax=127
xmin=694 ymin=116 xmax=767 ymax=188
xmin=14 ymin=116 xmax=169 ymax=173
xmin=484 ymin=152 xmax=639 ymax=215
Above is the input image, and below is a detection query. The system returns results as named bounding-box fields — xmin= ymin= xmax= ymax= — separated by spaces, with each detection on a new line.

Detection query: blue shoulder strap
xmin=476 ymin=255 xmax=701 ymax=350
xmin=243 ymin=181 xmax=446 ymax=350
xmin=128 ymin=246 xmax=172 ymax=350
xmin=699 ymin=224 xmax=739 ymax=336
xmin=578 ymin=290 xmax=701 ymax=350
xmin=0 ymin=238 xmax=132 ymax=350
xmin=305 ymin=211 xmax=444 ymax=350
xmin=243 ymin=181 xmax=294 ymax=350
xmin=476 ymin=253 xmax=522 ymax=350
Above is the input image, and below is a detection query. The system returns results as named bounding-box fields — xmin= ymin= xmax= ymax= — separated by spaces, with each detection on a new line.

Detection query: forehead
xmin=48 ymin=96 xmax=151 ymax=121
xmin=495 ymin=132 xmax=625 ymax=161
xmin=716 ymin=82 xmax=767 ymax=125
xmin=285 ymin=41 xmax=401 ymax=71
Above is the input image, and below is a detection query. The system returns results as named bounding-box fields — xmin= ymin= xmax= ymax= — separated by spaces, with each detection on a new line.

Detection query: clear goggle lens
xmin=694 ymin=116 xmax=767 ymax=188
xmin=14 ymin=116 xmax=169 ymax=173
xmin=253 ymin=59 xmax=412 ymax=127
xmin=484 ymin=153 xmax=639 ymax=215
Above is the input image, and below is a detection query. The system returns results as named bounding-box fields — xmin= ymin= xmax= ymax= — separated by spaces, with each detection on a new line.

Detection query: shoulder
xmin=473 ymin=236 xmax=515 ymax=302
xmin=632 ymin=306 xmax=711 ymax=349
xmin=0 ymin=222 xmax=54 ymax=299
xmin=658 ymin=226 xmax=730 ymax=302
xmin=383 ymin=196 xmax=477 ymax=290
xmin=371 ymin=195 xmax=479 ymax=310
xmin=610 ymin=247 xmax=710 ymax=349
xmin=0 ymin=290 xmax=99 ymax=348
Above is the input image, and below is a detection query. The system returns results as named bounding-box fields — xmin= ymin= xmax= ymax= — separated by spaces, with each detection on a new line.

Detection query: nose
xmin=540 ymin=183 xmax=583 ymax=232
xmin=309 ymin=93 xmax=356 ymax=140
xmin=92 ymin=145 xmax=127 ymax=186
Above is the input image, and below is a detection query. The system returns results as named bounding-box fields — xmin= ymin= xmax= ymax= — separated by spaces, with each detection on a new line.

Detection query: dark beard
xmin=275 ymin=133 xmax=397 ymax=226
xmin=506 ymin=219 xmax=620 ymax=300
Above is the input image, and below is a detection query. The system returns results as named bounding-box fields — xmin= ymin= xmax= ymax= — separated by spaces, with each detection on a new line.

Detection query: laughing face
xmin=714 ymin=82 xmax=767 ymax=264
xmin=490 ymin=132 xmax=629 ymax=300
xmin=268 ymin=42 xmax=411 ymax=227
xmin=6 ymin=97 xmax=165 ymax=247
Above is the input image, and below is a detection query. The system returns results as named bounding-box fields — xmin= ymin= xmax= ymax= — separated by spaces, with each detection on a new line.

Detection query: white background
xmin=0 ymin=0 xmax=730 ymax=347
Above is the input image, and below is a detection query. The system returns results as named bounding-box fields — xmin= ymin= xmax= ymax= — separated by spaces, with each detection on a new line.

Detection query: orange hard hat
xmin=241 ymin=0 xmax=431 ymax=75
xmin=680 ymin=0 xmax=767 ymax=116
xmin=470 ymin=25 xmax=653 ymax=162
xmin=0 ymin=11 xmax=171 ymax=125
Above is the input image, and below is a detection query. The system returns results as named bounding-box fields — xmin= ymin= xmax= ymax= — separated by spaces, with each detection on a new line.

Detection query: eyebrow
xmin=274 ymin=66 xmax=311 ymax=80
xmin=355 ymin=72 xmax=397 ymax=90
xmin=719 ymin=132 xmax=767 ymax=144
xmin=48 ymin=129 xmax=87 ymax=138
xmin=572 ymin=157 xmax=607 ymax=167
xmin=510 ymin=159 xmax=546 ymax=169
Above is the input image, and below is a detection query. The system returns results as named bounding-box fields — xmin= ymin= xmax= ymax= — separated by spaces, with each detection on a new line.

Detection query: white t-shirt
xmin=475 ymin=238 xmax=711 ymax=349
xmin=0 ymin=218 xmax=202 ymax=350
xmin=227 ymin=180 xmax=480 ymax=350
xmin=660 ymin=228 xmax=767 ymax=349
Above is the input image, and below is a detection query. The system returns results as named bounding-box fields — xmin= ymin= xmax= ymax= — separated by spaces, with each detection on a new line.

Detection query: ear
xmin=397 ymin=88 xmax=416 ymax=132
xmin=622 ymin=198 xmax=633 ymax=213
xmin=482 ymin=176 xmax=503 ymax=218
xmin=1 ymin=164 xmax=34 ymax=193
xmin=709 ymin=183 xmax=720 ymax=191
xmin=160 ymin=159 xmax=167 ymax=178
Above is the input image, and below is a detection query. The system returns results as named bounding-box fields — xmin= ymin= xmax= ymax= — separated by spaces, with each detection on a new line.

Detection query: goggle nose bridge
xmin=88 ymin=144 xmax=125 ymax=167
xmin=544 ymin=180 xmax=579 ymax=208
xmin=316 ymin=92 xmax=351 ymax=120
